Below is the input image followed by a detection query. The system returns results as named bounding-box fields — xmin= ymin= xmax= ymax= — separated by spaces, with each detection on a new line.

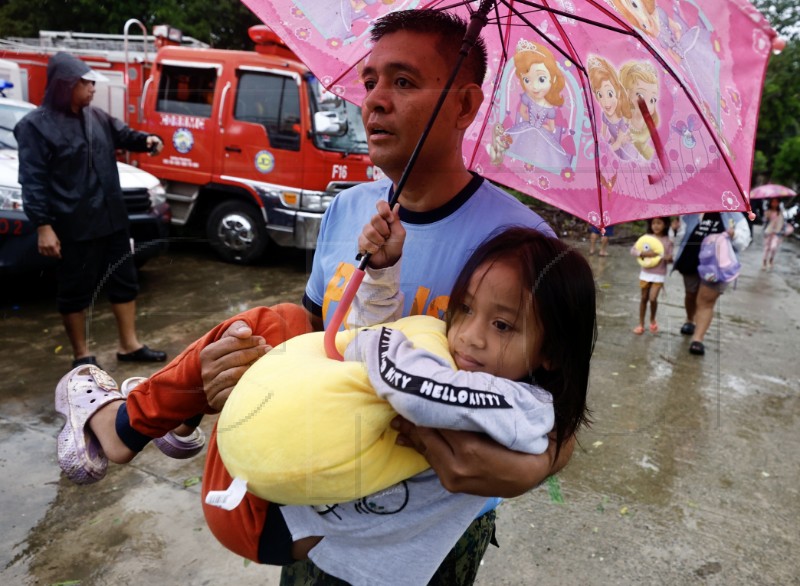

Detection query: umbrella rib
xmin=490 ymin=0 xmax=510 ymax=63
xmin=500 ymin=0 xmax=632 ymax=36
xmin=495 ymin=1 xmax=577 ymax=71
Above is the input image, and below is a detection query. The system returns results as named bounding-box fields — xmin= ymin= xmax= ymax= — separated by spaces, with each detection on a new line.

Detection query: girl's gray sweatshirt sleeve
xmin=345 ymin=261 xmax=405 ymax=329
xmin=345 ymin=326 xmax=554 ymax=454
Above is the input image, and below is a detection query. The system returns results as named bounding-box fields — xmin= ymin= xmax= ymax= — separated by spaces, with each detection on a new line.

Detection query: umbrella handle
xmin=323 ymin=268 xmax=365 ymax=360
xmin=637 ymin=97 xmax=668 ymax=185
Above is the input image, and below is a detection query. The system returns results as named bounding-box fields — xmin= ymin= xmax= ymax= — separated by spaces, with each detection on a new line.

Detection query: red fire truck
xmin=0 ymin=20 xmax=379 ymax=263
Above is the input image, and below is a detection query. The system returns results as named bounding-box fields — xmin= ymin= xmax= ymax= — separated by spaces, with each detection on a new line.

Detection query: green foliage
xmin=0 ymin=0 xmax=261 ymax=49
xmin=772 ymin=136 xmax=800 ymax=187
xmin=755 ymin=39 xmax=800 ymax=178
xmin=751 ymin=0 xmax=800 ymax=183
xmin=752 ymin=150 xmax=769 ymax=177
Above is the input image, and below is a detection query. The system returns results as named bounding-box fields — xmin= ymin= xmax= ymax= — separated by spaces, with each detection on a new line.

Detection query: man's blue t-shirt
xmin=303 ymin=173 xmax=555 ymax=326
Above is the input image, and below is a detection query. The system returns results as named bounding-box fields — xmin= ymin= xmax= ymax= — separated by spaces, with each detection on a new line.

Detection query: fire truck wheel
xmin=206 ymin=201 xmax=269 ymax=264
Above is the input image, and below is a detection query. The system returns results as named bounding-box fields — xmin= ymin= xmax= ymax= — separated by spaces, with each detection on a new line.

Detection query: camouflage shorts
xmin=279 ymin=509 xmax=497 ymax=585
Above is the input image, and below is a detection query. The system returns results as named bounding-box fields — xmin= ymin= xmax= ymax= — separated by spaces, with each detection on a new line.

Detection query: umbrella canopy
xmin=750 ymin=184 xmax=797 ymax=200
xmin=243 ymin=0 xmax=780 ymax=229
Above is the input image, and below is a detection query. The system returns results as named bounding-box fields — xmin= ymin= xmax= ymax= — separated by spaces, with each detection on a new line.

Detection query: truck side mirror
xmin=314 ymin=111 xmax=347 ymax=137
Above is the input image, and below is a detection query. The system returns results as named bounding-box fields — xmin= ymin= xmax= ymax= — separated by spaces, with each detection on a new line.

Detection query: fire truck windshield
xmin=308 ymin=77 xmax=368 ymax=156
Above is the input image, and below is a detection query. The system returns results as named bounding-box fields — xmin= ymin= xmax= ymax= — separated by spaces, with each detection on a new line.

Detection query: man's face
xmin=359 ymin=31 xmax=464 ymax=180
xmin=71 ymin=79 xmax=95 ymax=111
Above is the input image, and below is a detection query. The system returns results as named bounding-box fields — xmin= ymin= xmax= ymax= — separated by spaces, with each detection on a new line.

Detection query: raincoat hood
xmin=42 ymin=52 xmax=92 ymax=112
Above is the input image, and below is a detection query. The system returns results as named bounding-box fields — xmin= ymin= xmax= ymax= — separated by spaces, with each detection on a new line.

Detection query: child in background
xmin=762 ymin=198 xmax=789 ymax=270
xmin=631 ymin=217 xmax=673 ymax=334
xmin=589 ymin=224 xmax=614 ymax=256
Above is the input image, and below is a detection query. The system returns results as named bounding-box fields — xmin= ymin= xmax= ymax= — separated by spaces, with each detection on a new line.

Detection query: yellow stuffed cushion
xmin=634 ymin=234 xmax=664 ymax=268
xmin=216 ymin=315 xmax=453 ymax=505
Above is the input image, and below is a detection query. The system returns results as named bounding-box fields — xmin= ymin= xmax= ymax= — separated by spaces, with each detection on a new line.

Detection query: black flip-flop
xmin=680 ymin=322 xmax=696 ymax=336
xmin=689 ymin=341 xmax=705 ymax=355
xmin=117 ymin=345 xmax=167 ymax=363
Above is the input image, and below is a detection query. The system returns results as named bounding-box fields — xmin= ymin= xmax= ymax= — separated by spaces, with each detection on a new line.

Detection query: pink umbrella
xmin=750 ymin=184 xmax=797 ymax=200
xmin=241 ymin=0 xmax=780 ymax=356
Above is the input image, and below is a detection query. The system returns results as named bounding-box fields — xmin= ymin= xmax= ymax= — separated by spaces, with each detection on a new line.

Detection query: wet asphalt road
xmin=1 ymin=232 xmax=798 ymax=585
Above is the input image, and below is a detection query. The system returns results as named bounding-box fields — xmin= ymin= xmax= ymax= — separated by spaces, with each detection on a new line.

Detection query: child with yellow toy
xmin=630 ymin=216 xmax=674 ymax=334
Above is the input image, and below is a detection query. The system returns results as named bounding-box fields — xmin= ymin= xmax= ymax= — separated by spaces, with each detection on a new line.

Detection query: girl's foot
xmin=599 ymin=251 xmax=609 ymax=257
xmin=633 ymin=325 xmax=645 ymax=335
xmin=649 ymin=321 xmax=659 ymax=333
xmin=55 ymin=365 xmax=124 ymax=484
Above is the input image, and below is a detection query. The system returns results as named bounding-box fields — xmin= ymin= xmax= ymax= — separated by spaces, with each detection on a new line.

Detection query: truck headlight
xmin=253 ymin=185 xmax=300 ymax=210
xmin=300 ymin=192 xmax=334 ymax=212
xmin=0 ymin=185 xmax=23 ymax=211
xmin=148 ymin=183 xmax=167 ymax=207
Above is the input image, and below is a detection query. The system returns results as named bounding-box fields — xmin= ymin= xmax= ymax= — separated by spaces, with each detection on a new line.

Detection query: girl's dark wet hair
xmin=445 ymin=227 xmax=596 ymax=459
xmin=646 ymin=217 xmax=671 ymax=236
xmin=369 ymin=9 xmax=488 ymax=86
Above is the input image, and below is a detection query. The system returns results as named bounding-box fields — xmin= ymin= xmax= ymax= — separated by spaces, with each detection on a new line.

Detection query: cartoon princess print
xmin=619 ymin=60 xmax=660 ymax=161
xmin=587 ymin=55 xmax=639 ymax=162
xmin=610 ymin=0 xmax=722 ymax=139
xmin=501 ymin=39 xmax=573 ymax=172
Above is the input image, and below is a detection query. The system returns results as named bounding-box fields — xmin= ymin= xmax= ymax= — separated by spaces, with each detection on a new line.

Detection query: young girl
xmin=762 ymin=198 xmax=788 ymax=270
xmin=630 ymin=216 xmax=673 ymax=334
xmin=54 ymin=220 xmax=596 ymax=583
xmin=619 ymin=60 xmax=660 ymax=161
xmin=504 ymin=38 xmax=573 ymax=171
xmin=587 ymin=55 xmax=637 ymax=161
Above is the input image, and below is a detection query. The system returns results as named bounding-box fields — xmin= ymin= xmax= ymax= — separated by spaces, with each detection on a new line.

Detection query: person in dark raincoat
xmin=14 ymin=51 xmax=167 ymax=369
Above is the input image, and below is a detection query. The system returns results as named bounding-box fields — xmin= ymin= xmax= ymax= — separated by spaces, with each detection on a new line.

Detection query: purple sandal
xmin=120 ymin=377 xmax=206 ymax=459
xmin=153 ymin=427 xmax=206 ymax=459
xmin=55 ymin=365 xmax=123 ymax=484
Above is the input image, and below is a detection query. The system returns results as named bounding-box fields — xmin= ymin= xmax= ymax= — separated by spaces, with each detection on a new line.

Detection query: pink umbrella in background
xmin=241 ymin=0 xmax=781 ymax=356
xmin=750 ymin=184 xmax=797 ymax=199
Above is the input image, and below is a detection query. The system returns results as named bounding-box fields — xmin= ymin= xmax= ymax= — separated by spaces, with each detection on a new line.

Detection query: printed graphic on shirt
xmin=355 ymin=481 xmax=409 ymax=515
xmin=311 ymin=481 xmax=410 ymax=520
xmin=322 ymin=262 xmax=450 ymax=326
xmin=377 ymin=328 xmax=512 ymax=409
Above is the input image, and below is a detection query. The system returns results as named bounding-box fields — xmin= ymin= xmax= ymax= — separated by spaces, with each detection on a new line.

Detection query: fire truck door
xmin=145 ymin=61 xmax=219 ymax=184
xmin=220 ymin=68 xmax=303 ymax=193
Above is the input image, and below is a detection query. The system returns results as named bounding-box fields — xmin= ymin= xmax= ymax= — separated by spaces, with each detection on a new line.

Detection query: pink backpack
xmin=698 ymin=233 xmax=741 ymax=284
